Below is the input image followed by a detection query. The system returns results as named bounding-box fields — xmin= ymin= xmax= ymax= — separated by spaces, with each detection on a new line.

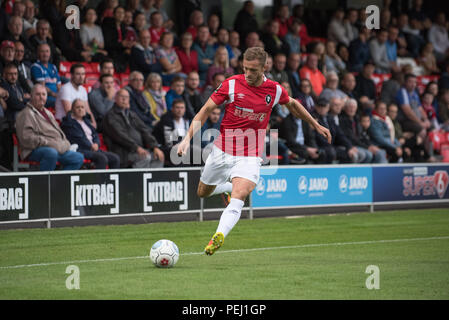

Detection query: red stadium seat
xmin=59 ymin=61 xmax=73 ymax=73
xmin=119 ymin=73 xmax=130 ymax=87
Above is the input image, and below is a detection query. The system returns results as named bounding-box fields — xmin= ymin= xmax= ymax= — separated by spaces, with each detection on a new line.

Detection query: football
xmin=149 ymin=239 xmax=179 ymax=268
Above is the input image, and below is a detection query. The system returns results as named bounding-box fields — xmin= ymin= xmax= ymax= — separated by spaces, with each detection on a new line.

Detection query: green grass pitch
xmin=0 ymin=208 xmax=448 ymax=299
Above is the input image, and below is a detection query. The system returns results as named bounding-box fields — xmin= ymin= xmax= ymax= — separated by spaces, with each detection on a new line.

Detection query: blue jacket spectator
xmin=129 ymin=30 xmax=163 ymax=79
xmin=0 ymin=63 xmax=28 ymax=122
xmin=30 ymin=43 xmax=61 ymax=108
xmin=348 ymin=27 xmax=371 ymax=73
xmin=192 ymin=25 xmax=215 ymax=83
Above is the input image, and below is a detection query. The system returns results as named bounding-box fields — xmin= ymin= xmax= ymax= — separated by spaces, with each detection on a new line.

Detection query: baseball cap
xmin=0 ymin=40 xmax=15 ymax=50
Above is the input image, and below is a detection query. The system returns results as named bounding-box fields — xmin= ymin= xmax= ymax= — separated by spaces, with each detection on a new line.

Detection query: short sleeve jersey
xmin=210 ymin=74 xmax=290 ymax=157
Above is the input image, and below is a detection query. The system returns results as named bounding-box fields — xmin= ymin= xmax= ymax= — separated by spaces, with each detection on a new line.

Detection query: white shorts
xmin=200 ymin=145 xmax=262 ymax=186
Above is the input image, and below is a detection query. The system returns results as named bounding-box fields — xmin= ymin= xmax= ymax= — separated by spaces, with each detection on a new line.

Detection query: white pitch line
xmin=1 ymin=236 xmax=448 ymax=270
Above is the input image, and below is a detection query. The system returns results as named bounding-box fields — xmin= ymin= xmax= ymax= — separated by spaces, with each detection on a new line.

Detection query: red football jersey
xmin=210 ymin=74 xmax=290 ymax=157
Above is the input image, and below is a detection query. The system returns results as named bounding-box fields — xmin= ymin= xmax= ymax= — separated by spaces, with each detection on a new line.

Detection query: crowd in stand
xmin=0 ymin=0 xmax=449 ymax=172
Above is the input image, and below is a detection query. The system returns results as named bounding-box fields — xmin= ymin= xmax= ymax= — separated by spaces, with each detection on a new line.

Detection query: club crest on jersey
xmin=265 ymin=94 xmax=272 ymax=105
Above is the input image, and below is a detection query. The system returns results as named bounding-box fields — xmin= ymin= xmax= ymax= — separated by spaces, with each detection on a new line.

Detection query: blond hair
xmin=243 ymin=47 xmax=268 ymax=68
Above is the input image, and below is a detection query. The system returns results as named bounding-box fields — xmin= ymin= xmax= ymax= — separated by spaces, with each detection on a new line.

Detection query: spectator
xmin=261 ymin=19 xmax=290 ymax=58
xmin=243 ymin=31 xmax=262 ymax=52
xmin=319 ymin=71 xmax=347 ymax=104
xmin=348 ymin=26 xmax=371 ymax=72
xmin=125 ymin=71 xmax=156 ymax=129
xmin=23 ymin=0 xmax=38 ymax=38
xmin=97 ymin=0 xmax=119 ymax=22
xmin=359 ymin=113 xmax=395 ymax=162
xmin=279 ymin=111 xmax=322 ymax=164
xmin=274 ymin=4 xmax=290 ymax=39
xmin=175 ymin=32 xmax=199 ymax=75
xmin=324 ymin=40 xmax=346 ymax=75
xmin=421 ymin=92 xmax=440 ymax=130
xmin=125 ymin=0 xmax=140 ymax=18
xmin=299 ymin=53 xmax=326 ymax=96
xmin=30 ymin=43 xmax=61 ymax=108
xmin=15 ymin=84 xmax=84 ymax=171
xmin=200 ymin=106 xmax=221 ymax=158
xmin=427 ymin=12 xmax=449 ymax=62
xmin=229 ymin=31 xmax=242 ymax=64
xmin=438 ymin=89 xmax=449 ymax=131
xmin=233 ymin=0 xmax=259 ymax=43
xmin=132 ymin=12 xmax=149 ymax=36
xmin=60 ymin=99 xmax=120 ymax=169
xmin=55 ymin=64 xmax=97 ymax=128
xmin=14 ymin=41 xmax=32 ymax=94
xmin=354 ymin=61 xmax=376 ymax=104
xmin=123 ymin=9 xmax=138 ymax=43
xmin=29 ymin=19 xmax=60 ymax=68
xmin=213 ymin=28 xmax=236 ymax=67
xmin=396 ymin=73 xmax=430 ymax=140
xmin=311 ymin=98 xmax=343 ymax=163
xmin=284 ymin=18 xmax=301 ymax=56
xmin=312 ymin=42 xmax=326 ymax=73
xmin=201 ymin=72 xmax=225 ymax=105
xmin=286 ymin=52 xmax=301 ymax=98
xmin=370 ymin=29 xmax=398 ymax=74
xmin=88 ymin=74 xmax=116 ymax=132
xmin=183 ymin=71 xmax=203 ymax=116
xmin=0 ymin=40 xmax=15 ymax=76
xmin=340 ymin=98 xmax=388 ymax=163
xmin=291 ymin=5 xmax=311 ymax=52
xmin=297 ymin=78 xmax=315 ymax=113
xmin=92 ymin=58 xmax=120 ymax=91
xmin=102 ymin=6 xmax=133 ymax=72
xmin=418 ymin=42 xmax=440 ymax=75
xmin=264 ymin=54 xmax=274 ymax=80
xmin=370 ymin=100 xmax=404 ymax=162
xmin=340 ymin=72 xmax=357 ymax=99
xmin=152 ymin=0 xmax=173 ymax=31
xmin=38 ymin=0 xmax=65 ymax=28
xmin=345 ymin=8 xmax=359 ymax=43
xmin=0 ymin=63 xmax=29 ymax=122
xmin=206 ymin=46 xmax=234 ymax=86
xmin=386 ymin=26 xmax=399 ymax=65
xmin=327 ymin=8 xmax=351 ymax=47
xmin=130 ymin=29 xmax=162 ymax=79
xmin=271 ymin=53 xmax=289 ymax=85
xmin=207 ymin=14 xmax=220 ymax=44
xmin=192 ymin=25 xmax=215 ymax=84
xmin=186 ymin=9 xmax=204 ymax=41
xmin=80 ymin=8 xmax=108 ymax=62
xmin=425 ymin=81 xmax=440 ymax=117
xmin=103 ymin=88 xmax=164 ymax=168
xmin=398 ymin=14 xmax=425 ymax=59
xmin=153 ymin=98 xmax=190 ymax=165
xmin=148 ymin=11 xmax=167 ymax=48
xmin=142 ymin=72 xmax=167 ymax=122
xmin=139 ymin=0 xmax=154 ymax=26
xmin=165 ymin=76 xmax=185 ymax=111
xmin=380 ymin=70 xmax=404 ymax=105
xmin=3 ymin=15 xmax=35 ymax=63
xmin=156 ymin=31 xmax=185 ymax=86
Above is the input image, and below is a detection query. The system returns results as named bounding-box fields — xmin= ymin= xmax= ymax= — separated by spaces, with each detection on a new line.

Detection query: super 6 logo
xmin=434 ymin=171 xmax=449 ymax=199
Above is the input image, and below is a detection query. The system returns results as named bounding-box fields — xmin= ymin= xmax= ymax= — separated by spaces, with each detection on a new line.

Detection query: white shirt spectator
xmin=55 ymin=82 xmax=88 ymax=120
xmin=428 ymin=24 xmax=449 ymax=57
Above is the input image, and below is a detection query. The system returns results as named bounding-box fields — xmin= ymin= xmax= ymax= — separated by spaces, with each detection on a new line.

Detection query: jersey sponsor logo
xmin=0 ymin=178 xmax=28 ymax=219
xmin=234 ymin=106 xmax=267 ymax=122
xmin=143 ymin=172 xmax=188 ymax=212
xmin=70 ymin=174 xmax=119 ymax=216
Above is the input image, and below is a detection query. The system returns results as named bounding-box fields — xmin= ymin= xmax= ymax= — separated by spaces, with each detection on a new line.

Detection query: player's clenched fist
xmin=177 ymin=139 xmax=190 ymax=156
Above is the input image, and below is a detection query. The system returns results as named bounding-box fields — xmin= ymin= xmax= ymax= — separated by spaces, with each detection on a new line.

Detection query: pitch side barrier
xmin=0 ymin=164 xmax=448 ymax=228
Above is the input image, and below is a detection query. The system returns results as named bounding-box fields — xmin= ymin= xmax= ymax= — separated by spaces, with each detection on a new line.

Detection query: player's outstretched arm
xmin=284 ymin=97 xmax=332 ymax=144
xmin=177 ymin=97 xmax=218 ymax=156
